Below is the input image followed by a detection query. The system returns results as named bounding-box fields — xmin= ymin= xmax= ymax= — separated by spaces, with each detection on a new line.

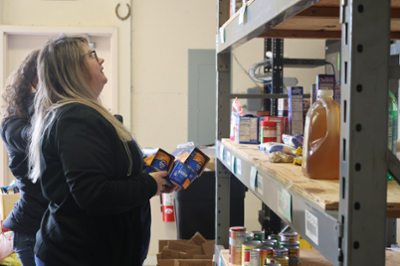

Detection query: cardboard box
xmin=235 ymin=115 xmax=258 ymax=144
xmin=316 ymin=74 xmax=335 ymax=91
xmin=142 ymin=148 xmax=175 ymax=174
xmin=0 ymin=194 xmax=19 ymax=221
xmin=288 ymin=87 xmax=304 ymax=135
xmin=278 ymin=98 xmax=288 ymax=117
xmin=171 ymin=147 xmax=210 ymax=176
xmin=157 ymin=232 xmax=214 ymax=266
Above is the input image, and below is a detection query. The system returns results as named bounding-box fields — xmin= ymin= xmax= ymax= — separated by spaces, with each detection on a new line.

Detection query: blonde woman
xmin=30 ymin=35 xmax=177 ymax=266
xmin=1 ymin=49 xmax=49 ymax=266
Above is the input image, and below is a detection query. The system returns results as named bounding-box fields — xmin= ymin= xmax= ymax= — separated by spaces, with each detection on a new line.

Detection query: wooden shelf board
xmin=223 ymin=0 xmax=400 ymax=40
xmin=221 ymin=139 xmax=400 ymax=218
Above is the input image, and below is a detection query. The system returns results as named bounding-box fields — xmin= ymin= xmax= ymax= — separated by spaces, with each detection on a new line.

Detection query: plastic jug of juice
xmin=302 ymin=89 xmax=340 ymax=180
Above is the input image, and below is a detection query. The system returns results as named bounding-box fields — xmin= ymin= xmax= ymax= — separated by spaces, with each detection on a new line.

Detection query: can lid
xmin=261 ymin=121 xmax=277 ymax=127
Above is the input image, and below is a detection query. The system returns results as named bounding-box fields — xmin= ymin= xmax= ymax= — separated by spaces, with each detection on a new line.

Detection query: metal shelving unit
xmin=215 ymin=0 xmax=400 ymax=266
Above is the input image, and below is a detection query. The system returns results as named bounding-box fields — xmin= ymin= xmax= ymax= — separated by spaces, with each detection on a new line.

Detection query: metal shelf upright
xmin=215 ymin=0 xmax=398 ymax=266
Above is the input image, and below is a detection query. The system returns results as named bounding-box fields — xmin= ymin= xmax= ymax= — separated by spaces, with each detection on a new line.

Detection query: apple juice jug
xmin=302 ymin=89 xmax=340 ymax=180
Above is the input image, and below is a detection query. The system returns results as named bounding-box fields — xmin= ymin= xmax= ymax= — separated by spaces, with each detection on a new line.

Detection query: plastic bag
xmin=0 ymin=253 xmax=21 ymax=266
xmin=230 ymin=97 xmax=244 ymax=141
xmin=282 ymin=134 xmax=303 ymax=148
xmin=258 ymin=142 xmax=296 ymax=156
xmin=0 ymin=232 xmax=13 ymax=263
xmin=268 ymin=151 xmax=294 ymax=163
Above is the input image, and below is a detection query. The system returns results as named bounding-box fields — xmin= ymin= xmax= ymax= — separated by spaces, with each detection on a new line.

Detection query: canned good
xmin=242 ymin=241 xmax=262 ymax=266
xmin=251 ymin=231 xmax=265 ymax=241
xmin=229 ymin=227 xmax=247 ymax=265
xmin=259 ymin=246 xmax=273 ymax=266
xmin=262 ymin=239 xmax=278 ymax=247
xmin=279 ymin=232 xmax=298 ymax=242
xmin=244 ymin=248 xmax=260 ymax=266
xmin=279 ymin=241 xmax=300 ymax=247
xmin=246 ymin=233 xmax=253 ymax=241
xmin=266 ymin=255 xmax=289 ymax=266
xmin=268 ymin=234 xmax=281 ymax=244
xmin=286 ymin=245 xmax=299 ymax=266
xmin=272 ymin=246 xmax=288 ymax=257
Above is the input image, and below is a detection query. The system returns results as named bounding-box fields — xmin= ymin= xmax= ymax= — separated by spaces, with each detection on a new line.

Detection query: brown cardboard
xmin=187 ymin=232 xmax=207 ymax=246
xmin=161 ymin=249 xmax=181 ymax=259
xmin=159 ymin=240 xmax=187 ymax=252
xmin=193 ymin=254 xmax=213 ymax=260
xmin=0 ymin=194 xmax=20 ymax=221
xmin=202 ymin=240 xmax=215 ymax=256
xmin=167 ymin=241 xmax=199 ymax=252
xmin=185 ymin=248 xmax=203 ymax=259
xmin=173 ymin=259 xmax=212 ymax=266
xmin=158 ymin=259 xmax=176 ymax=266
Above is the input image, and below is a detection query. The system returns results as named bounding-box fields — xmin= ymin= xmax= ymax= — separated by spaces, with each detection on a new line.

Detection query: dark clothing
xmin=34 ymin=103 xmax=157 ymax=266
xmin=0 ymin=93 xmax=49 ymax=236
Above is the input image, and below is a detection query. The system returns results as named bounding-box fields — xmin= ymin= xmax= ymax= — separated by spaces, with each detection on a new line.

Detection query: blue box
xmin=235 ymin=115 xmax=258 ymax=144
xmin=316 ymin=74 xmax=335 ymax=91
xmin=168 ymin=161 xmax=198 ymax=189
xmin=288 ymin=87 xmax=304 ymax=135
xmin=142 ymin=148 xmax=175 ymax=174
xmin=171 ymin=147 xmax=210 ymax=175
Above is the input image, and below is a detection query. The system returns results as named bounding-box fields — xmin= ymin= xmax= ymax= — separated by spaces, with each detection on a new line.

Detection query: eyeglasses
xmin=83 ymin=50 xmax=99 ymax=62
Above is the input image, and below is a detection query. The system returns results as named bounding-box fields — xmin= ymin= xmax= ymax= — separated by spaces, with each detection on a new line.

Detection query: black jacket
xmin=34 ymin=103 xmax=157 ymax=266
xmin=0 ymin=93 xmax=49 ymax=235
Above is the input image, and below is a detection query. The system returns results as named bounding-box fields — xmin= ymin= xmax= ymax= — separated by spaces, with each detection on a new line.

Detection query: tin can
xmin=246 ymin=233 xmax=253 ymax=241
xmin=286 ymin=245 xmax=299 ymax=266
xmin=251 ymin=231 xmax=265 ymax=241
xmin=268 ymin=234 xmax=281 ymax=244
xmin=242 ymin=241 xmax=262 ymax=266
xmin=279 ymin=241 xmax=300 ymax=248
xmin=262 ymin=239 xmax=277 ymax=247
xmin=229 ymin=227 xmax=247 ymax=265
xmin=272 ymin=246 xmax=288 ymax=257
xmin=259 ymin=246 xmax=273 ymax=266
xmin=265 ymin=264 xmax=281 ymax=266
xmin=266 ymin=256 xmax=289 ymax=266
xmin=279 ymin=232 xmax=298 ymax=242
xmin=246 ymin=248 xmax=260 ymax=266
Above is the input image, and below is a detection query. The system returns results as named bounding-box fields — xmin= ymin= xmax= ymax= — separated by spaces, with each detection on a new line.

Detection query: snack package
xmin=282 ymin=134 xmax=304 ymax=148
xmin=268 ymin=151 xmax=294 ymax=163
xmin=258 ymin=142 xmax=297 ymax=156
xmin=230 ymin=97 xmax=244 ymax=141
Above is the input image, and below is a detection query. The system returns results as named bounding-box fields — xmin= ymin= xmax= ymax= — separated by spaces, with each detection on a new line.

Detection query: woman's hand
xmin=149 ymin=171 xmax=180 ymax=195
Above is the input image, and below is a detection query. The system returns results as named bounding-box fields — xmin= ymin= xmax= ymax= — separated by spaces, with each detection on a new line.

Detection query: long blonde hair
xmin=29 ymin=35 xmax=131 ymax=182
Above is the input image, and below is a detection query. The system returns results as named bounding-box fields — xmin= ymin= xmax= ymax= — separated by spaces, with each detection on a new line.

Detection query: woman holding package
xmin=1 ymin=49 xmax=49 ymax=266
xmin=29 ymin=35 xmax=177 ymax=266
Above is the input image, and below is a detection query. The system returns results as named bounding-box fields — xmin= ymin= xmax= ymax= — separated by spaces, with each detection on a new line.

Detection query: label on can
xmin=259 ymin=247 xmax=273 ymax=266
xmin=287 ymin=245 xmax=299 ymax=266
xmin=267 ymin=255 xmax=289 ymax=266
xmin=251 ymin=231 xmax=265 ymax=241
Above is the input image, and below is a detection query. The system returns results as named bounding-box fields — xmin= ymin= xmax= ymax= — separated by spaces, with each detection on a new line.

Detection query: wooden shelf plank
xmin=221 ymin=139 xmax=400 ymax=218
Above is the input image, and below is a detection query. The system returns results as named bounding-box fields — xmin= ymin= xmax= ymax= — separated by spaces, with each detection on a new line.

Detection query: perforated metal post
xmin=216 ymin=0 xmax=232 ymax=248
xmin=339 ymin=0 xmax=390 ymax=265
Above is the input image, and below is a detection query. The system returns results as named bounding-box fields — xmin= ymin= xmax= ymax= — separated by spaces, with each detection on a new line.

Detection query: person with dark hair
xmin=29 ymin=35 xmax=177 ymax=266
xmin=1 ymin=49 xmax=49 ymax=266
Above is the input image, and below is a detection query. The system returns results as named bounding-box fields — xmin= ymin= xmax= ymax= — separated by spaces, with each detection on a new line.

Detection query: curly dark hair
xmin=2 ymin=49 xmax=40 ymax=122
